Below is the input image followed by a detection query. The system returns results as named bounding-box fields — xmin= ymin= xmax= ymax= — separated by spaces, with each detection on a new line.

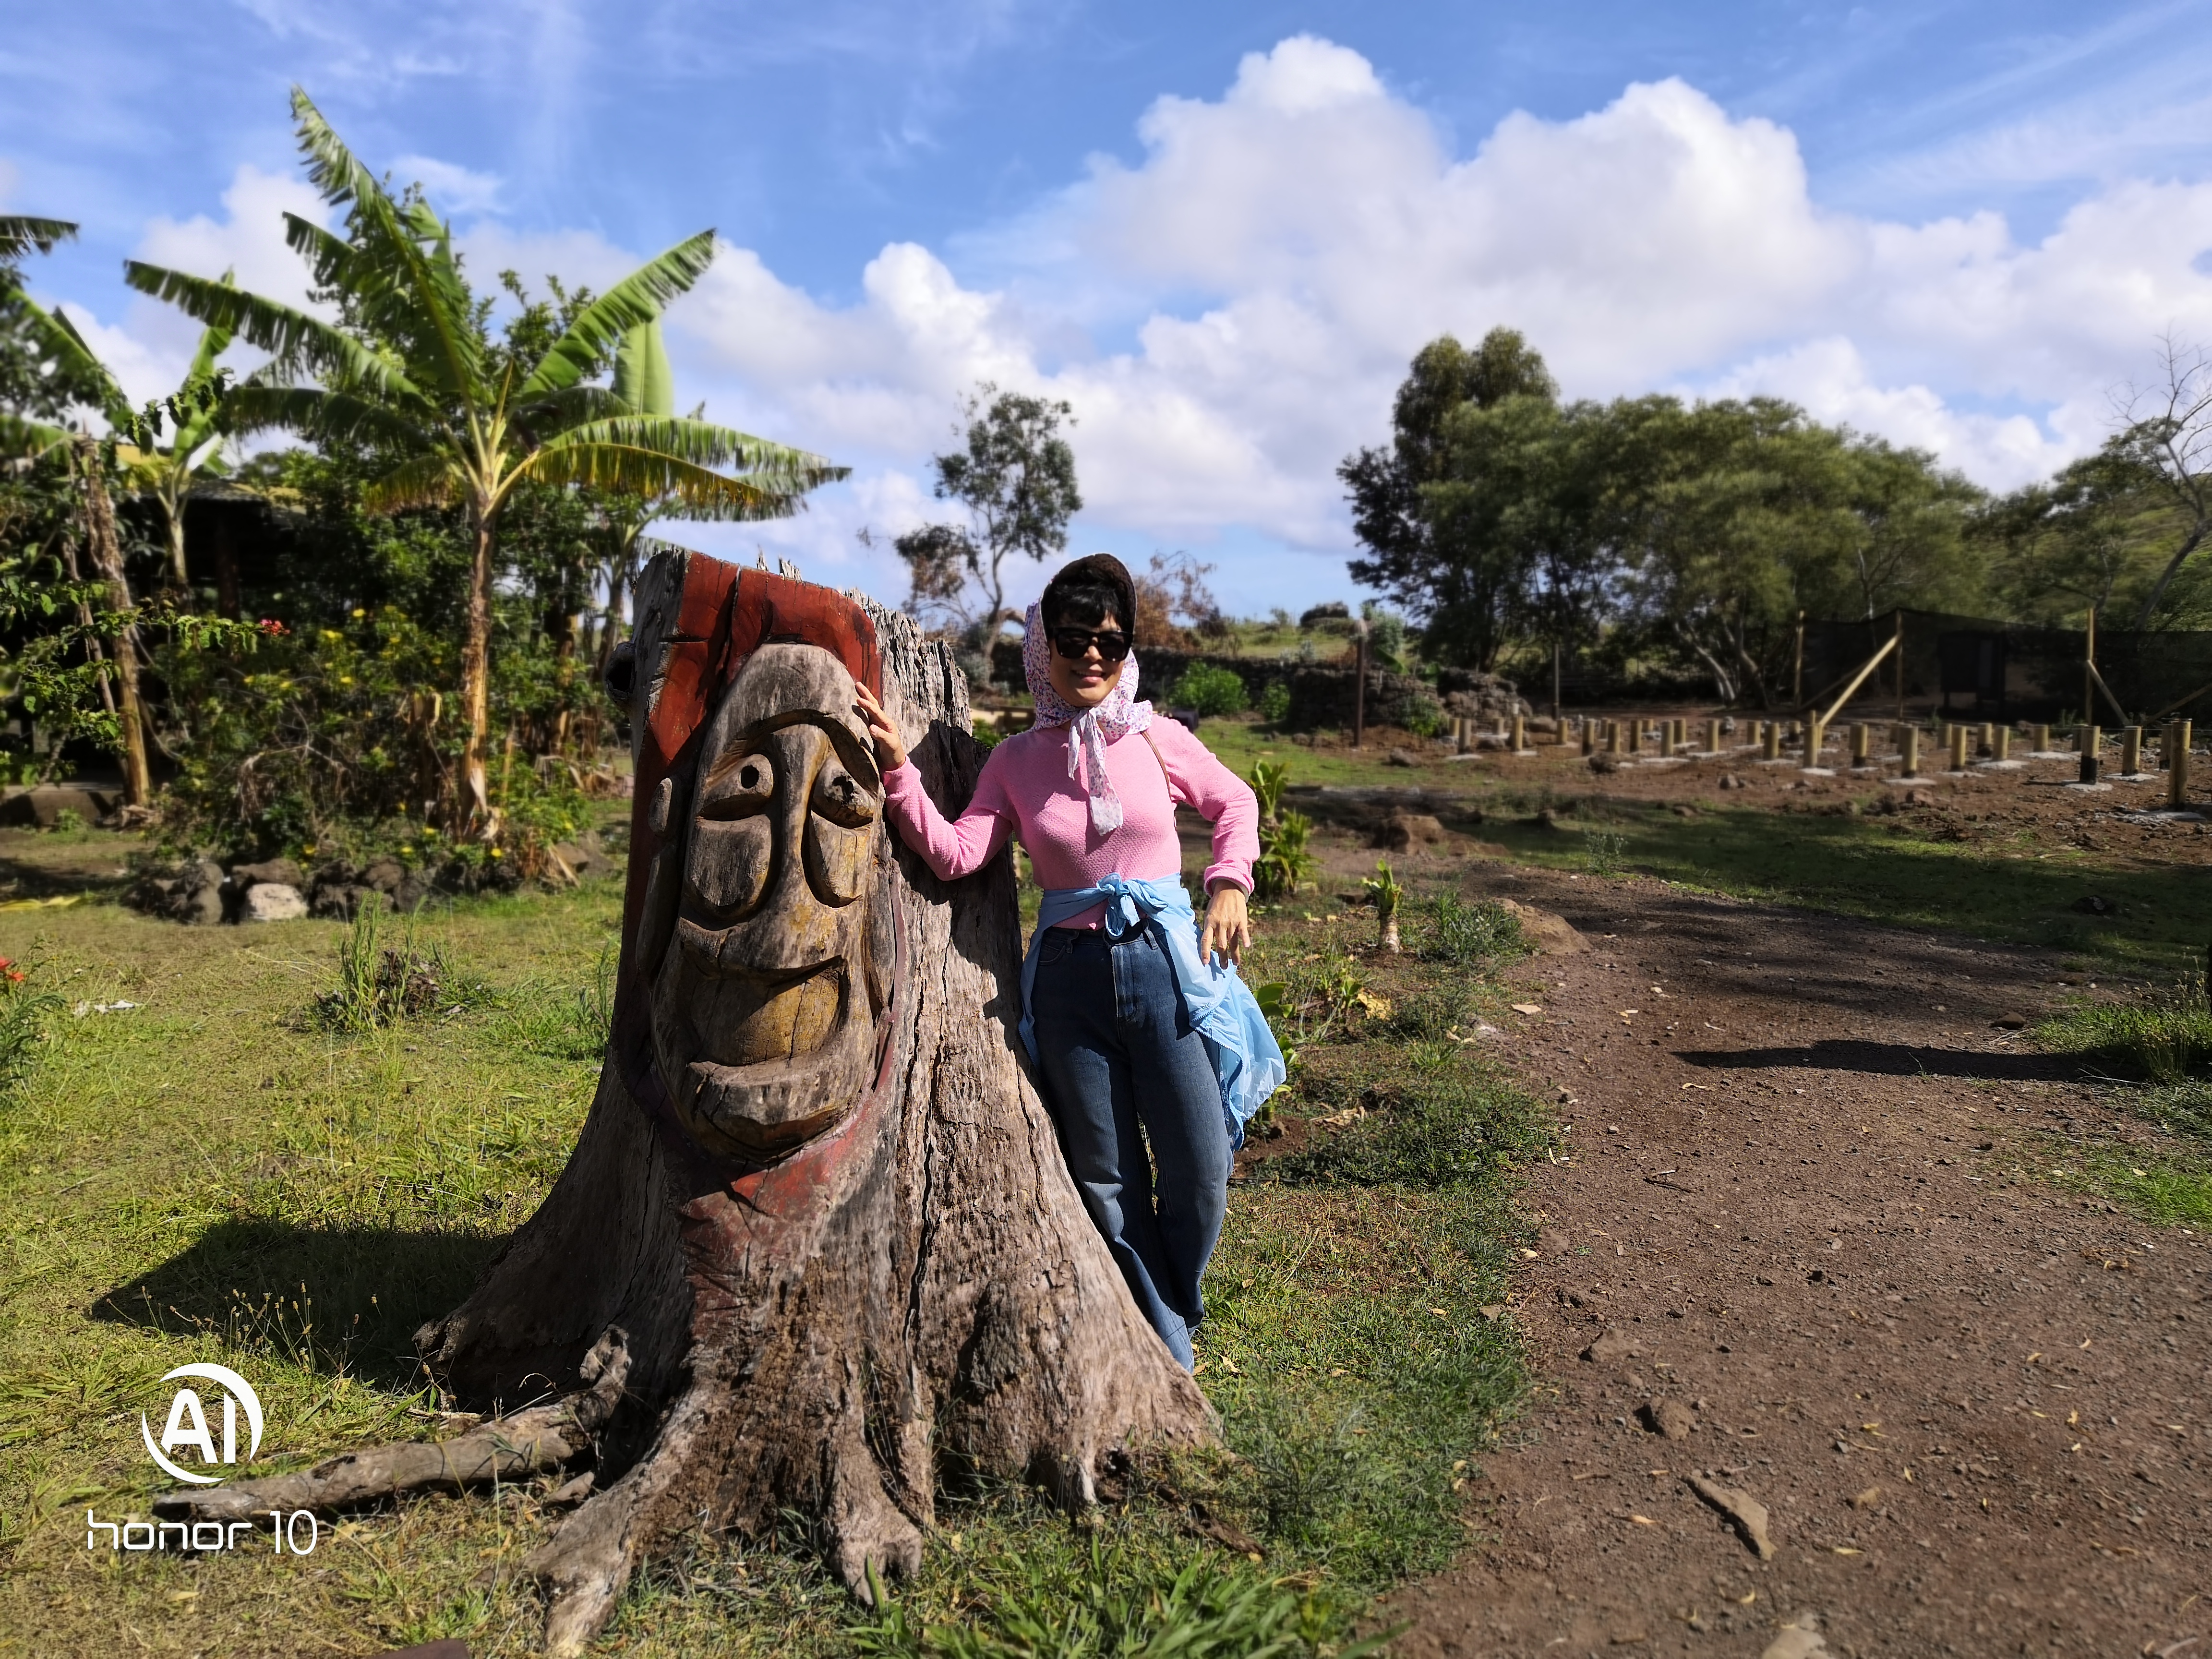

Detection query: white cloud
xmin=392 ymin=154 xmax=503 ymax=214
xmin=67 ymin=37 xmax=2212 ymax=613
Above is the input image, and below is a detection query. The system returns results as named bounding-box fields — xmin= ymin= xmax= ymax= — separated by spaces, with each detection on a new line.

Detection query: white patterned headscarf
xmin=1022 ymin=601 xmax=1153 ymax=835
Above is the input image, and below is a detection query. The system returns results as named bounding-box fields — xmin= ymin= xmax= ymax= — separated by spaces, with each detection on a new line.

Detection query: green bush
xmin=0 ymin=956 xmax=62 ymax=1098
xmin=1415 ymin=895 xmax=1527 ymax=968
xmin=1169 ymin=661 xmax=1249 ymax=717
xmin=1259 ymin=681 xmax=1292 ymax=724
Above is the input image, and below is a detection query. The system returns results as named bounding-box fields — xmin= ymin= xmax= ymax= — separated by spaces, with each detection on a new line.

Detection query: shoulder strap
xmin=1139 ymin=722 xmax=1184 ymax=807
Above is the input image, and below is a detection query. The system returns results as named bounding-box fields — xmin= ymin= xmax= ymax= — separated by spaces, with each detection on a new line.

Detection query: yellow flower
xmin=350 ymin=608 xmax=365 ymax=619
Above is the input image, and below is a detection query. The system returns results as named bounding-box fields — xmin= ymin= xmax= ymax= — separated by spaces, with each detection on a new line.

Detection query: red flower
xmin=259 ymin=618 xmax=289 ymax=636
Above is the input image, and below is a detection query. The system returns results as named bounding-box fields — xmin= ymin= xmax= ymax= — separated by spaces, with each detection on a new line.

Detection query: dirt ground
xmin=1366 ymin=860 xmax=2211 ymax=1659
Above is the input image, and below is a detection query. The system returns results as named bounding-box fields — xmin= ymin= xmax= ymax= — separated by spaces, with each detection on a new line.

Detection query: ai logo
xmin=141 ymin=1362 xmax=264 ymax=1485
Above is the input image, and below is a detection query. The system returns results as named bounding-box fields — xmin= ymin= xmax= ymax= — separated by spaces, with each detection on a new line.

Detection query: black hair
xmin=1040 ymin=553 xmax=1135 ymax=635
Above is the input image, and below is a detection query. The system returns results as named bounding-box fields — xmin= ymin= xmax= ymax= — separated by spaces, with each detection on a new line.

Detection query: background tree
xmin=2119 ymin=335 xmax=2212 ymax=625
xmin=1343 ymin=328 xmax=1560 ymax=668
xmin=127 ymin=89 xmax=845 ymax=833
xmin=893 ymin=384 xmax=1081 ymax=633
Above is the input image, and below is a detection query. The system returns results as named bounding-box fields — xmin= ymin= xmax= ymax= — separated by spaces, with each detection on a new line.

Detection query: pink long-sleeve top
xmin=881 ymin=717 xmax=1258 ymax=931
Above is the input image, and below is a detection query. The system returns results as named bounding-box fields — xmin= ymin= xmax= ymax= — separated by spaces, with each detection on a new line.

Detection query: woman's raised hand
xmin=852 ymin=683 xmax=908 ymax=773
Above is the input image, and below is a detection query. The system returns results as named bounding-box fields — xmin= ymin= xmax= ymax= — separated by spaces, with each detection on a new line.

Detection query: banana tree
xmin=3 ymin=291 xmax=182 ymax=806
xmin=126 ymin=89 xmax=846 ymax=834
xmin=0 ymin=216 xmax=76 ymax=262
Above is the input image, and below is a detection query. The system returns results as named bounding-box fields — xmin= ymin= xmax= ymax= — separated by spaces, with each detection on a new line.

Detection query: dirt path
xmin=1387 ymin=867 xmax=2211 ymax=1659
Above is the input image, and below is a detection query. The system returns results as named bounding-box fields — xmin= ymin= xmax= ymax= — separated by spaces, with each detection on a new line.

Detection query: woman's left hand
xmin=1200 ymin=882 xmax=1250 ymax=968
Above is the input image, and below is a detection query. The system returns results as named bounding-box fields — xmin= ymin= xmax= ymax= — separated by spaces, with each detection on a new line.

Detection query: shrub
xmin=314 ymin=901 xmax=491 ymax=1034
xmin=2036 ymin=983 xmax=2212 ymax=1084
xmin=1259 ymin=681 xmax=1292 ymax=724
xmin=1169 ymin=661 xmax=1249 ymax=717
xmin=1415 ymin=895 xmax=1527 ymax=968
xmin=0 ymin=956 xmax=62 ymax=1097
xmin=1255 ymin=810 xmax=1317 ymax=900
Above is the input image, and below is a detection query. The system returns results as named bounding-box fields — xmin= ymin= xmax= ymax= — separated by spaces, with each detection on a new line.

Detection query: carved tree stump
xmin=161 ymin=553 xmax=1211 ymax=1654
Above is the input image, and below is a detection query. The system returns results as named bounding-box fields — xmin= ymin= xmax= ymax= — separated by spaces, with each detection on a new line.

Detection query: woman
xmin=854 ymin=553 xmax=1282 ymax=1369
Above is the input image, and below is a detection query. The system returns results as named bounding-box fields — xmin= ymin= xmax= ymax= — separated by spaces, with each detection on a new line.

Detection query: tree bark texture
xmin=167 ymin=551 xmax=1211 ymax=1655
xmin=458 ymin=508 xmax=496 ymax=834
xmin=77 ymin=442 xmax=152 ymax=806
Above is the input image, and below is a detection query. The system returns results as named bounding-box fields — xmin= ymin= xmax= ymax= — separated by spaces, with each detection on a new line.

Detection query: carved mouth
xmin=656 ymin=920 xmax=877 ymax=1159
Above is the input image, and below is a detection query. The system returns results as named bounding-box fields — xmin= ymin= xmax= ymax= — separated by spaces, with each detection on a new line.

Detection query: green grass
xmin=0 ymin=835 xmax=1543 ymax=1658
xmin=1471 ymin=794 xmax=2212 ymax=977
xmin=2034 ymin=989 xmax=2212 ymax=1083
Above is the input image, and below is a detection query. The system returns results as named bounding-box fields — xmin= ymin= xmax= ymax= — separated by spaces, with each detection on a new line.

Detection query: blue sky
xmin=8 ymin=1 xmax=2212 ymax=614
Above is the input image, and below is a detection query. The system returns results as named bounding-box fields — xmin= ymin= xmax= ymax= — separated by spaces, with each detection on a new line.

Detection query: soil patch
xmin=1384 ymin=867 xmax=2211 ymax=1658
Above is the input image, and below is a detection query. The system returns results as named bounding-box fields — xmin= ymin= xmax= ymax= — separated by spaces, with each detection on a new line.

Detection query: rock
xmin=239 ymin=882 xmax=308 ymax=923
xmin=1686 ymin=1472 xmax=1775 ymax=1559
xmin=1582 ymin=1325 xmax=1640 ymax=1364
xmin=1538 ymin=1226 xmax=1571 ymax=1255
xmin=310 ymin=882 xmax=386 ymax=921
xmin=1641 ymin=1398 xmax=1695 ymax=1440
xmin=550 ymin=840 xmax=616 ymax=881
xmin=229 ymin=858 xmax=304 ymax=891
xmin=1588 ymin=753 xmax=1621 ymax=775
xmin=1371 ymin=812 xmax=1448 ymax=852
xmin=1717 ymin=773 xmax=1745 ymax=790
xmin=2073 ymin=894 xmax=2114 ymax=915
xmin=1759 ymin=1619 xmax=1828 ymax=1659
xmin=0 ymin=783 xmax=121 ymax=828
xmin=1991 ymin=1014 xmax=2030 ymax=1031
xmin=1493 ymin=897 xmax=1587 ymax=954
xmin=1385 ymin=748 xmax=1418 ymax=768
xmin=362 ymin=858 xmax=406 ymax=894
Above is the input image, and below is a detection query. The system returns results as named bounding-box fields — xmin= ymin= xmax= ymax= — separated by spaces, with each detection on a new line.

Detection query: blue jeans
xmin=1029 ymin=923 xmax=1230 ymax=1370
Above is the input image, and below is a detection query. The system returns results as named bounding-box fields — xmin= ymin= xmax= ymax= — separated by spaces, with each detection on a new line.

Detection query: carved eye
xmin=698 ymin=751 xmax=775 ymax=820
xmin=810 ymin=761 xmax=876 ymax=829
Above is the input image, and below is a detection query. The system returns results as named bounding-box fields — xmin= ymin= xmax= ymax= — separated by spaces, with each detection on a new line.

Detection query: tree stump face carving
xmin=649 ymin=642 xmax=895 ymax=1162
xmin=168 ymin=555 xmax=1213 ymax=1659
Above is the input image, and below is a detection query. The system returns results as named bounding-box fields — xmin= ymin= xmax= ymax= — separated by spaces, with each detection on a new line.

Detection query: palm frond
xmin=516 ymin=231 xmax=717 ymax=400
xmin=613 ymin=319 xmax=675 ymax=419
xmin=516 ymin=440 xmax=827 ymax=520
xmin=281 ymin=213 xmax=359 ymax=293
xmin=15 ymin=295 xmax=126 ymax=419
xmin=289 ymin=88 xmax=385 ymax=213
xmin=361 ymin=452 xmax=464 ymax=515
xmin=0 ymin=216 xmax=78 ymax=261
xmin=511 ymin=383 xmax=631 ymax=433
xmin=544 ymin=415 xmax=846 ymax=486
xmin=223 ymin=385 xmax=435 ymax=451
xmin=0 ymin=412 xmax=71 ymax=459
xmin=123 ymin=262 xmax=424 ymax=406
xmin=287 ymin=92 xmax=483 ymax=404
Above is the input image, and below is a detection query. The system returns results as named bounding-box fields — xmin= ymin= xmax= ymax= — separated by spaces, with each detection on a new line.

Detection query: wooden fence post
xmin=2171 ymin=720 xmax=2193 ymax=808
xmin=2122 ymin=725 xmax=2143 ymax=776
xmin=1899 ymin=724 xmax=1920 ymax=778
xmin=1850 ymin=722 xmax=1870 ymax=766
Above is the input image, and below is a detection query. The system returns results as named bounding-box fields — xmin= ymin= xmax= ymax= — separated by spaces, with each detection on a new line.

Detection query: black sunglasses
xmin=1050 ymin=626 xmax=1132 ymax=663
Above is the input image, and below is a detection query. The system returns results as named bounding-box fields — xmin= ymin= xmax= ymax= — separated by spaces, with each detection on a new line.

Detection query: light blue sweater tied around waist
xmin=1017 ymin=872 xmax=1286 ymax=1150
